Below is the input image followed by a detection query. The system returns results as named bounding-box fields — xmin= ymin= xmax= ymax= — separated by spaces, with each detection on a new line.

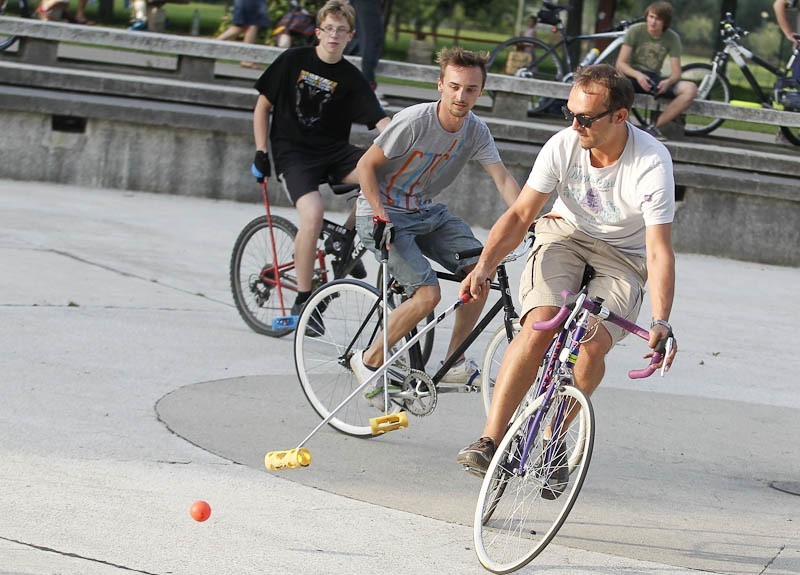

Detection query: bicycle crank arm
xmin=435 ymin=382 xmax=480 ymax=393
xmin=264 ymin=447 xmax=312 ymax=471
xmin=369 ymin=412 xmax=409 ymax=435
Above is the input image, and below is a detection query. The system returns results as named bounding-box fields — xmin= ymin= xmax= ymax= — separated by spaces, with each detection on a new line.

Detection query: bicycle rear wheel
xmin=294 ymin=280 xmax=408 ymax=437
xmin=681 ymin=62 xmax=731 ymax=136
xmin=230 ymin=215 xmax=298 ymax=337
xmin=481 ymin=320 xmax=521 ymax=415
xmin=487 ymin=37 xmax=565 ymax=116
xmin=474 ymin=385 xmax=594 ymax=573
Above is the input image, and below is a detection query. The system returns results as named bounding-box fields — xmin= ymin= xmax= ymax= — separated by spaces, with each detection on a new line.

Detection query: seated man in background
xmin=616 ymin=1 xmax=696 ymax=140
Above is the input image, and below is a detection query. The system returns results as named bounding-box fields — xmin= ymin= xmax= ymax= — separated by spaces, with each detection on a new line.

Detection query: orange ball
xmin=190 ymin=500 xmax=211 ymax=522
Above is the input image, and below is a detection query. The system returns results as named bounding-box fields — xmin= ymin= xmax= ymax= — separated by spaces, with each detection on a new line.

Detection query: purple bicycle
xmin=473 ymin=289 xmax=673 ymax=573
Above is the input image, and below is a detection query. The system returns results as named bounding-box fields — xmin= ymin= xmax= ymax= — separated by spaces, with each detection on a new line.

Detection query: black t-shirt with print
xmin=254 ymin=46 xmax=386 ymax=171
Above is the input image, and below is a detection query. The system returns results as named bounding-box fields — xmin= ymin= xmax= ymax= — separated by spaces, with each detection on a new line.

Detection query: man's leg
xmin=481 ymin=306 xmax=558 ymax=444
xmin=294 ymin=191 xmax=324 ymax=294
xmin=446 ymin=266 xmax=490 ymax=360
xmin=655 ymin=80 xmax=698 ymax=127
xmin=362 ymin=283 xmax=440 ymax=368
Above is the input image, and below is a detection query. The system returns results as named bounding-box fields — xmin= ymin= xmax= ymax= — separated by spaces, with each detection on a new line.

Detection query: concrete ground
xmin=1 ymin=179 xmax=798 ymax=575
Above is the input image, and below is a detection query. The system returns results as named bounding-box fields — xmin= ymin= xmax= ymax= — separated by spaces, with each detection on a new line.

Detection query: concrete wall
xmin=0 ymin=104 xmax=798 ymax=267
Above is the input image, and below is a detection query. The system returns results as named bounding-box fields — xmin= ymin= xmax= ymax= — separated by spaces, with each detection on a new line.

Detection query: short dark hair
xmin=436 ymin=46 xmax=490 ymax=89
xmin=645 ymin=1 xmax=673 ymax=31
xmin=572 ymin=64 xmax=635 ymax=111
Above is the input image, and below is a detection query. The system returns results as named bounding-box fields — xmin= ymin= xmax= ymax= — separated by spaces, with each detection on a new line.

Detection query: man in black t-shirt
xmin=251 ymin=0 xmax=390 ymax=323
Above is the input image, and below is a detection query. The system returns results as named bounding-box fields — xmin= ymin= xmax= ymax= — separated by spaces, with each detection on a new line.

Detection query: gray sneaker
xmin=644 ymin=124 xmax=667 ymax=141
xmin=457 ymin=436 xmax=496 ymax=477
xmin=440 ymin=357 xmax=480 ymax=385
xmin=540 ymin=439 xmax=568 ymax=500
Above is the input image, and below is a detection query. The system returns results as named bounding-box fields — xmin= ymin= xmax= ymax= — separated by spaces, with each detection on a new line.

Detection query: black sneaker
xmin=349 ymin=259 xmax=367 ymax=279
xmin=540 ymin=439 xmax=568 ymax=500
xmin=457 ymin=437 xmax=496 ymax=477
xmin=291 ymin=302 xmax=325 ymax=337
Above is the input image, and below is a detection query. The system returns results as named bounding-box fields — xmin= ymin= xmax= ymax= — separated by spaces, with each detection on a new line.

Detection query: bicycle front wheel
xmin=487 ymin=37 xmax=565 ymax=116
xmin=681 ymin=62 xmax=731 ymax=136
xmin=481 ymin=320 xmax=521 ymax=415
xmin=230 ymin=215 xmax=298 ymax=337
xmin=294 ymin=280 xmax=408 ymax=437
xmin=474 ymin=385 xmax=595 ymax=573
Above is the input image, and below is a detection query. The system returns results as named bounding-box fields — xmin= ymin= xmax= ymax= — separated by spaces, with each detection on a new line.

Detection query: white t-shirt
xmin=527 ymin=124 xmax=675 ymax=255
xmin=356 ymin=101 xmax=501 ymax=216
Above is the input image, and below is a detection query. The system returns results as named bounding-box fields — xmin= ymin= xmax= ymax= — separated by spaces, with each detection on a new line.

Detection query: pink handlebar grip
xmin=532 ymin=306 xmax=570 ymax=331
xmin=628 ymin=352 xmax=663 ymax=379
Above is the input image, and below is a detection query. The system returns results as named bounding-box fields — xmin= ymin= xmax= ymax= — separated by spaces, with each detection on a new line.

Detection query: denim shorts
xmin=356 ymin=204 xmax=482 ymax=296
xmin=519 ymin=217 xmax=648 ymax=344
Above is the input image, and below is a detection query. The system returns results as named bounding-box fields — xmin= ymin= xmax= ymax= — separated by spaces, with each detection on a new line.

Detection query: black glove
xmin=372 ymin=215 xmax=395 ymax=253
xmin=251 ymin=150 xmax=271 ymax=181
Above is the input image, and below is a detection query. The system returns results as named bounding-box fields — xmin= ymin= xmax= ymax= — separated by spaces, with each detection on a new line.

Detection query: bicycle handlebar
xmin=605 ymin=16 xmax=644 ymax=33
xmin=454 ymin=232 xmax=535 ymax=265
xmin=532 ymin=290 xmax=668 ymax=380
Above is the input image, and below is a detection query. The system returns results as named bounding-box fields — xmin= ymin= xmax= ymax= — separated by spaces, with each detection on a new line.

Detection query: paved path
xmin=1 ymin=180 xmax=798 ymax=575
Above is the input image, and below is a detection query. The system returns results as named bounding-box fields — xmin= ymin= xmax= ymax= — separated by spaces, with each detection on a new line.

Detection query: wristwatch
xmin=650 ymin=319 xmax=672 ymax=331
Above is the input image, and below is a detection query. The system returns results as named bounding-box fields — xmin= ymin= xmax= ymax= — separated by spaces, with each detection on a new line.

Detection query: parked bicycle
xmin=487 ymin=1 xmax=643 ymax=116
xmin=679 ymin=12 xmax=800 ymax=145
xmin=230 ymin=178 xmax=369 ymax=337
xmin=292 ymin=236 xmax=533 ymax=438
xmin=0 ymin=0 xmax=31 ymax=51
xmin=473 ymin=290 xmax=672 ymax=573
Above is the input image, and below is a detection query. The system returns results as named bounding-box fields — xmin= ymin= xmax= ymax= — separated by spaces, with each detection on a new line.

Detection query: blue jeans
xmin=356 ymin=204 xmax=481 ymax=296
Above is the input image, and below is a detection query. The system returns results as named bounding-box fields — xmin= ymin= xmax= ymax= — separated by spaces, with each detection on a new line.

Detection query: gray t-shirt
xmin=623 ymin=22 xmax=682 ymax=75
xmin=356 ymin=101 xmax=501 ymax=216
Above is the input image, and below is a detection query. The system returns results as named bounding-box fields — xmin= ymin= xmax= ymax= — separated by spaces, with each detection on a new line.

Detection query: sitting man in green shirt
xmin=616 ymin=1 xmax=697 ymax=140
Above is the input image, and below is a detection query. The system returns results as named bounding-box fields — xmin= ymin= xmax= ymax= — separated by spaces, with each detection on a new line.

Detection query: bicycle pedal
xmin=272 ymin=315 xmax=298 ymax=330
xmin=461 ymin=463 xmax=487 ymax=478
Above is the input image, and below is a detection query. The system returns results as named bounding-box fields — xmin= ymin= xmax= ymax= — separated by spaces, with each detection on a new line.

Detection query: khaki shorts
xmin=519 ymin=217 xmax=648 ymax=345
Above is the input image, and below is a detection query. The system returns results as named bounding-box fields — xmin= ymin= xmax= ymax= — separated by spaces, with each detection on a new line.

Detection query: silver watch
xmin=650 ymin=319 xmax=672 ymax=331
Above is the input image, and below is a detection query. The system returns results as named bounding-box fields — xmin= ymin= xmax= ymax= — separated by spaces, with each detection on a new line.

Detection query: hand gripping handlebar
xmin=532 ymin=290 xmax=670 ymax=379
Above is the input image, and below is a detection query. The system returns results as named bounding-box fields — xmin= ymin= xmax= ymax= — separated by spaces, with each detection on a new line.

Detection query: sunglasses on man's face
xmin=561 ymin=105 xmax=614 ymax=128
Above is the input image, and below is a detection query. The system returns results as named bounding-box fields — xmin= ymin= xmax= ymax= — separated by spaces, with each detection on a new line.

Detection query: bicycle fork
xmin=514 ymin=307 xmax=592 ymax=478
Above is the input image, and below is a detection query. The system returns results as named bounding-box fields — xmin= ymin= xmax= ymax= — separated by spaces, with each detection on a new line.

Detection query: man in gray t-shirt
xmin=350 ymin=47 xmax=519 ymax=397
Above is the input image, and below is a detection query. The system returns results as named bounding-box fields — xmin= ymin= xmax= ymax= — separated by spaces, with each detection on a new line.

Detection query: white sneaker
xmin=440 ymin=357 xmax=480 ymax=385
xmin=350 ymin=350 xmax=399 ymax=410
xmin=349 ymin=349 xmax=376 ymax=386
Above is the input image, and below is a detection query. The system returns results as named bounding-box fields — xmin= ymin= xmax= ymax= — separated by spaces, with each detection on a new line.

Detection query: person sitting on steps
xmin=615 ymin=1 xmax=697 ymax=141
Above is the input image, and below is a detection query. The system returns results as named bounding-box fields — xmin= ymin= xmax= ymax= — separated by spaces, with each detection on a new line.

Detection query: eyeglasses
xmin=318 ymin=26 xmax=351 ymax=36
xmin=561 ymin=105 xmax=614 ymax=128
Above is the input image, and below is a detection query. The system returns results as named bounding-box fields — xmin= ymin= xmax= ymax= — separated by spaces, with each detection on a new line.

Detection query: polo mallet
xmin=252 ymin=177 xmax=298 ymax=331
xmin=265 ymin=292 xmax=472 ymax=470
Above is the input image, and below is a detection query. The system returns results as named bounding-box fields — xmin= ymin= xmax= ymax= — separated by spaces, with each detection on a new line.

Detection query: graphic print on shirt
xmin=563 ymin=165 xmax=622 ymax=224
xmin=384 ymin=139 xmax=463 ymax=211
xmin=295 ymin=70 xmax=338 ymax=128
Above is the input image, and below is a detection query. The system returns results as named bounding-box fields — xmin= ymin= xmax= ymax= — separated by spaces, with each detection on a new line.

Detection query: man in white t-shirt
xmin=457 ymin=64 xmax=678 ymax=483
